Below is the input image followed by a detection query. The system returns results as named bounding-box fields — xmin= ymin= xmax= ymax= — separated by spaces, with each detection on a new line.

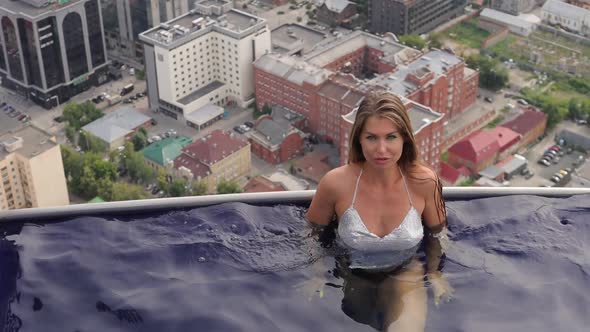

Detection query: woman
xmin=305 ymin=91 xmax=453 ymax=332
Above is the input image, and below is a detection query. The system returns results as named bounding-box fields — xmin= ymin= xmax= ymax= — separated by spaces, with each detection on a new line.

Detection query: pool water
xmin=1 ymin=194 xmax=589 ymax=331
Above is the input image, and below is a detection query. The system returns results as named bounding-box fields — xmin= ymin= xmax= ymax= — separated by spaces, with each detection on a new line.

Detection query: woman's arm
xmin=305 ymin=170 xmax=339 ymax=226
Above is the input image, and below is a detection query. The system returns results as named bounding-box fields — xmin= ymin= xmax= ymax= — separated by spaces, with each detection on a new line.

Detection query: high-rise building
xmin=369 ymin=0 xmax=467 ymax=36
xmin=491 ymin=0 xmax=538 ymax=15
xmin=107 ymin=0 xmax=192 ymax=61
xmin=0 ymin=125 xmax=69 ymax=211
xmin=0 ymin=0 xmax=109 ymax=109
xmin=139 ymin=0 xmax=271 ymax=124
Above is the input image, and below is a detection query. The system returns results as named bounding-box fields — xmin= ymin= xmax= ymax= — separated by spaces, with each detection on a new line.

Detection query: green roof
xmin=88 ymin=196 xmax=106 ymax=203
xmin=141 ymin=136 xmax=193 ymax=166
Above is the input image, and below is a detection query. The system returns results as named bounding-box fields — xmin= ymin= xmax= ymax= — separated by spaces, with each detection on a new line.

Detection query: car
xmin=20 ymin=115 xmax=30 ymax=122
xmin=244 ymin=121 xmax=254 ymax=128
xmin=550 ymin=176 xmax=561 ymax=183
xmin=552 ymin=156 xmax=560 ymax=164
xmin=517 ymin=99 xmax=528 ymax=105
xmin=17 ymin=114 xmax=26 ymax=121
xmin=0 ymin=102 xmax=5 ymax=108
xmin=558 ymin=170 xmax=569 ymax=176
xmin=151 ymin=119 xmax=158 ymax=125
xmin=538 ymin=158 xmax=551 ymax=166
xmin=577 ymin=119 xmax=587 ymax=125
xmin=233 ymin=126 xmax=245 ymax=134
xmin=564 ymin=167 xmax=573 ymax=173
xmin=525 ymin=171 xmax=535 ymax=180
xmin=240 ymin=124 xmax=250 ymax=132
xmin=484 ymin=97 xmax=494 ymax=103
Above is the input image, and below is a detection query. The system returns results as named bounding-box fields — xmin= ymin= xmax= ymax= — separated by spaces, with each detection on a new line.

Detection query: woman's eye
xmin=366 ymin=136 xmax=375 ymax=140
xmin=387 ymin=135 xmax=397 ymax=140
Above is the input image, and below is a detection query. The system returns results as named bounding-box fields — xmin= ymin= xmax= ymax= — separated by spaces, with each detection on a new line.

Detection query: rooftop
xmin=0 ymin=125 xmax=57 ymax=160
xmin=271 ymin=24 xmax=327 ymax=55
xmin=0 ymin=0 xmax=83 ymax=19
xmin=140 ymin=1 xmax=266 ymax=47
xmin=82 ymin=108 xmax=152 ymax=144
xmin=142 ymin=136 xmax=193 ymax=166
xmin=178 ymin=81 xmax=225 ymax=106
xmin=181 ymin=129 xmax=249 ymax=166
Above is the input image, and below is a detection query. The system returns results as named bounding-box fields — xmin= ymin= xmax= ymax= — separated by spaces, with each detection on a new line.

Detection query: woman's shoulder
xmin=406 ymin=163 xmax=439 ymax=193
xmin=322 ymin=163 xmax=360 ymax=183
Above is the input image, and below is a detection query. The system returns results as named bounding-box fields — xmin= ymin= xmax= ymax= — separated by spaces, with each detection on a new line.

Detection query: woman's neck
xmin=361 ymin=162 xmax=403 ymax=189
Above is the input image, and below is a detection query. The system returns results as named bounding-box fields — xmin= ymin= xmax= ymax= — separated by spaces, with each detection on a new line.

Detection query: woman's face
xmin=359 ymin=115 xmax=404 ymax=169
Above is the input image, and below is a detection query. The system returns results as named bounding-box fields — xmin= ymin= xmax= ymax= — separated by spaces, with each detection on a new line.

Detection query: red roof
xmin=244 ymin=176 xmax=286 ymax=193
xmin=173 ymin=155 xmax=210 ymax=179
xmin=181 ymin=130 xmax=249 ymax=166
xmin=448 ymin=130 xmax=500 ymax=163
xmin=440 ymin=162 xmax=461 ymax=183
xmin=501 ymin=108 xmax=547 ymax=135
xmin=486 ymin=126 xmax=521 ymax=151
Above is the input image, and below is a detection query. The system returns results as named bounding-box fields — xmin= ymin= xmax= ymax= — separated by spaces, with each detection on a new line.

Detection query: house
xmin=501 ymin=106 xmax=548 ymax=149
xmin=439 ymin=161 xmax=469 ymax=186
xmin=141 ymin=136 xmax=193 ymax=172
xmin=249 ymin=106 xmax=306 ymax=165
xmin=316 ymin=0 xmax=357 ymax=26
xmin=486 ymin=126 xmax=521 ymax=160
xmin=82 ymin=108 xmax=153 ymax=150
xmin=447 ymin=131 xmax=501 ymax=173
xmin=173 ymin=130 xmax=251 ymax=192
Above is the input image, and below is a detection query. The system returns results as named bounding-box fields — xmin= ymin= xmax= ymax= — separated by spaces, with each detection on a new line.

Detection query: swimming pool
xmin=1 ymin=189 xmax=589 ymax=331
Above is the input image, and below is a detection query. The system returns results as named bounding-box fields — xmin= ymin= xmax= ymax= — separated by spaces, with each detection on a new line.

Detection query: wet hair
xmin=347 ymin=91 xmax=447 ymax=229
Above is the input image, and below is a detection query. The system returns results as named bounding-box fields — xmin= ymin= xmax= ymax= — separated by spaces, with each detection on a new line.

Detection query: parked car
xmin=517 ymin=99 xmax=528 ymax=105
xmin=484 ymin=97 xmax=494 ymax=103
xmin=538 ymin=158 xmax=551 ymax=166
xmin=244 ymin=121 xmax=254 ymax=128
xmin=525 ymin=170 xmax=535 ymax=180
xmin=233 ymin=126 xmax=245 ymax=134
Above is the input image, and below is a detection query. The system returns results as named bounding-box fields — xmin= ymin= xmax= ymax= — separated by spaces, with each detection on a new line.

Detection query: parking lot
xmin=511 ymin=121 xmax=588 ymax=187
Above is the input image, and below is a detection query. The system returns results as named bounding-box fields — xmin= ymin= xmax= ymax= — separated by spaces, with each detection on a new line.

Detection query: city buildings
xmin=491 ymin=0 xmax=537 ymax=15
xmin=500 ymin=106 xmax=547 ymax=149
xmin=142 ymin=136 xmax=193 ymax=172
xmin=316 ymin=0 xmax=357 ymax=26
xmin=368 ymin=0 xmax=467 ymax=36
xmin=173 ymin=129 xmax=251 ymax=192
xmin=102 ymin=0 xmax=192 ymax=61
xmin=0 ymin=125 xmax=69 ymax=210
xmin=139 ymin=0 xmax=271 ymax=125
xmin=254 ymin=30 xmax=477 ymax=170
xmin=542 ymin=0 xmax=590 ymax=37
xmin=0 ymin=0 xmax=109 ymax=108
xmin=82 ymin=107 xmax=154 ymax=150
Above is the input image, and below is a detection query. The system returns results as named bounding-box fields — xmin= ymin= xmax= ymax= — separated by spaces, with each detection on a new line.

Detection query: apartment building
xmin=0 ymin=0 xmax=109 ymax=109
xmin=253 ymin=31 xmax=478 ymax=169
xmin=491 ymin=0 xmax=537 ymax=15
xmin=140 ymin=0 xmax=271 ymax=126
xmin=542 ymin=0 xmax=590 ymax=37
xmin=0 ymin=126 xmax=69 ymax=211
xmin=369 ymin=0 xmax=467 ymax=36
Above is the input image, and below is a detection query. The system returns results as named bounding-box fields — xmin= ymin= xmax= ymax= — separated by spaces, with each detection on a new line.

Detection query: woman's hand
xmin=294 ymin=276 xmax=326 ymax=301
xmin=429 ymin=275 xmax=454 ymax=307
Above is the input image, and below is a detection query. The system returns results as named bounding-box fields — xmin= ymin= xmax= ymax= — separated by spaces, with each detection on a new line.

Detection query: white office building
xmin=139 ymin=0 xmax=271 ymax=127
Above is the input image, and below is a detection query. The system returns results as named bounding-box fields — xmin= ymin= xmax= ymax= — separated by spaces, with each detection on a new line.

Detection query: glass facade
xmin=62 ymin=12 xmax=88 ymax=80
xmin=38 ymin=17 xmax=64 ymax=89
xmin=130 ymin=0 xmax=149 ymax=40
xmin=18 ymin=18 xmax=42 ymax=87
xmin=2 ymin=17 xmax=24 ymax=82
xmin=84 ymin=0 xmax=105 ymax=68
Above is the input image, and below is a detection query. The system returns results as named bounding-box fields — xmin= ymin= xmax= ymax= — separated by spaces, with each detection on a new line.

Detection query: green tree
xmin=125 ymin=152 xmax=155 ymax=184
xmin=216 ymin=178 xmax=243 ymax=194
xmin=157 ymin=169 xmax=169 ymax=194
xmin=111 ymin=182 xmax=148 ymax=201
xmin=62 ymin=101 xmax=104 ymax=130
xmin=466 ymin=55 xmax=508 ymax=91
xmin=135 ymin=69 xmax=145 ymax=80
xmin=399 ymin=35 xmax=426 ymax=50
xmin=79 ymin=165 xmax=99 ymax=198
xmin=61 ymin=146 xmax=84 ymax=187
xmin=132 ymin=131 xmax=148 ymax=151
xmin=169 ymin=178 xmax=188 ymax=197
xmin=65 ymin=126 xmax=77 ymax=145
xmin=96 ymin=178 xmax=114 ymax=201
xmin=79 ymin=131 xmax=107 ymax=153
xmin=192 ymin=180 xmax=208 ymax=196
xmin=428 ymin=33 xmax=443 ymax=49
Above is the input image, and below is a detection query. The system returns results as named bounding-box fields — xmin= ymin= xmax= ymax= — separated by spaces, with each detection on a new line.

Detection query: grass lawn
xmin=443 ymin=19 xmax=490 ymax=49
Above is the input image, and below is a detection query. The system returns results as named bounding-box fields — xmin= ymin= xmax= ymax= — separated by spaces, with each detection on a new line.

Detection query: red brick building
xmin=254 ymin=31 xmax=479 ymax=169
xmin=447 ymin=131 xmax=501 ymax=173
xmin=501 ymin=106 xmax=548 ymax=149
xmin=248 ymin=108 xmax=306 ymax=164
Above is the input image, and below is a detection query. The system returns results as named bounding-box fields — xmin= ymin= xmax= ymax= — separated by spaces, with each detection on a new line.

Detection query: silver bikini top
xmin=337 ymin=168 xmax=424 ymax=270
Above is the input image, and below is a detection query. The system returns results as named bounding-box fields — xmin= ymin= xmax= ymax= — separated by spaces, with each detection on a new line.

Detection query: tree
xmin=79 ymin=165 xmax=99 ymax=198
xmin=135 ymin=69 xmax=145 ymax=80
xmin=96 ymin=178 xmax=114 ymax=201
xmin=111 ymin=182 xmax=148 ymax=201
xmin=399 ymin=35 xmax=426 ymax=50
xmin=132 ymin=131 xmax=148 ymax=151
xmin=125 ymin=151 xmax=155 ymax=184
xmin=65 ymin=126 xmax=77 ymax=145
xmin=169 ymin=178 xmax=188 ymax=197
xmin=79 ymin=131 xmax=108 ymax=153
xmin=61 ymin=146 xmax=84 ymax=185
xmin=216 ymin=178 xmax=243 ymax=194
xmin=428 ymin=33 xmax=443 ymax=49
xmin=157 ymin=169 xmax=169 ymax=194
xmin=466 ymin=55 xmax=508 ymax=91
xmin=192 ymin=180 xmax=208 ymax=196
